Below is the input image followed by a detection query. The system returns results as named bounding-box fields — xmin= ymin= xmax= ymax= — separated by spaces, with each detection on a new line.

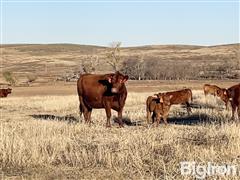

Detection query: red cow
xmin=77 ymin=71 xmax=128 ymax=127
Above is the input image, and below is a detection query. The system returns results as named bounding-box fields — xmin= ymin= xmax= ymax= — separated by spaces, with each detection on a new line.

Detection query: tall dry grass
xmin=1 ymin=91 xmax=240 ymax=179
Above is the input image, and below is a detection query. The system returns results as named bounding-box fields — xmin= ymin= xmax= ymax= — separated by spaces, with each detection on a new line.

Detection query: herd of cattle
xmin=77 ymin=71 xmax=240 ymax=127
xmin=1 ymin=71 xmax=240 ymax=127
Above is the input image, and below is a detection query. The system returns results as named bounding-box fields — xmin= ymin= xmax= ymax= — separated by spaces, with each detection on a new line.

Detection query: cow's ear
xmin=122 ymin=75 xmax=129 ymax=83
xmin=153 ymin=94 xmax=158 ymax=97
xmin=105 ymin=74 xmax=114 ymax=83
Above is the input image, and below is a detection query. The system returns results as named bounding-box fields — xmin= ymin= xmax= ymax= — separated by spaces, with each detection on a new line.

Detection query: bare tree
xmin=82 ymin=55 xmax=99 ymax=73
xmin=26 ymin=73 xmax=38 ymax=85
xmin=106 ymin=42 xmax=122 ymax=71
xmin=2 ymin=71 xmax=17 ymax=86
xmin=121 ymin=55 xmax=146 ymax=80
xmin=135 ymin=54 xmax=146 ymax=80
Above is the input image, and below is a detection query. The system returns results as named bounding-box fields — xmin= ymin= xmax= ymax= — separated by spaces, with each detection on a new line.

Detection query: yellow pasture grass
xmin=0 ymin=91 xmax=240 ymax=179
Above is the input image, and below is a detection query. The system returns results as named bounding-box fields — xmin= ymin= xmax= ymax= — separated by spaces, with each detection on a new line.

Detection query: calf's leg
xmin=163 ymin=116 xmax=168 ymax=125
xmin=186 ymin=102 xmax=192 ymax=116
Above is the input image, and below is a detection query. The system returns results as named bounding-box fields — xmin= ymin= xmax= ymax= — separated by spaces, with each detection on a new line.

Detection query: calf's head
xmin=105 ymin=71 xmax=128 ymax=93
xmin=217 ymin=88 xmax=228 ymax=102
xmin=155 ymin=93 xmax=172 ymax=106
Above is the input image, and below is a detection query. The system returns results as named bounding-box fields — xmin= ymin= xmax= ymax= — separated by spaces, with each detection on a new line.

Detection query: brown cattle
xmin=146 ymin=94 xmax=171 ymax=125
xmin=227 ymin=83 xmax=240 ymax=120
xmin=216 ymin=88 xmax=229 ymax=109
xmin=77 ymin=71 xmax=128 ymax=127
xmin=0 ymin=88 xmax=12 ymax=98
xmin=157 ymin=88 xmax=193 ymax=115
xmin=203 ymin=84 xmax=220 ymax=97
xmin=153 ymin=94 xmax=172 ymax=126
xmin=146 ymin=95 xmax=159 ymax=124
xmin=203 ymin=84 xmax=229 ymax=109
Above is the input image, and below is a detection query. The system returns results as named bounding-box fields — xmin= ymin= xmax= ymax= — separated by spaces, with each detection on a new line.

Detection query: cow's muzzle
xmin=111 ymin=88 xmax=118 ymax=93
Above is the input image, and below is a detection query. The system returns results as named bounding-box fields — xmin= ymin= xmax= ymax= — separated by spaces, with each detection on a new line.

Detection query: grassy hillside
xmin=1 ymin=43 xmax=239 ymax=84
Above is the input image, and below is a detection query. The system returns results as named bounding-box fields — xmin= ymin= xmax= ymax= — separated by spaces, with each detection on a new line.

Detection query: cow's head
xmin=156 ymin=93 xmax=172 ymax=106
xmin=226 ymin=88 xmax=234 ymax=102
xmin=217 ymin=88 xmax=229 ymax=102
xmin=105 ymin=71 xmax=128 ymax=93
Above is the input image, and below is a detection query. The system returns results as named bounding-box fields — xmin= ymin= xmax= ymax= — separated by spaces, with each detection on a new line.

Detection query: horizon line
xmin=1 ymin=42 xmax=239 ymax=48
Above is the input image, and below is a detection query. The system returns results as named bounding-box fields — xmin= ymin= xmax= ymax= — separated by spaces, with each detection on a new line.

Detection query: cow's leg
xmin=83 ymin=110 xmax=89 ymax=123
xmin=78 ymin=96 xmax=88 ymax=122
xmin=104 ymin=103 xmax=112 ymax=128
xmin=147 ymin=110 xmax=151 ymax=124
xmin=163 ymin=115 xmax=168 ymax=125
xmin=204 ymin=92 xmax=207 ymax=103
xmin=117 ymin=109 xmax=124 ymax=128
xmin=87 ymin=108 xmax=93 ymax=124
xmin=231 ymin=103 xmax=236 ymax=120
xmin=156 ymin=114 xmax=161 ymax=127
xmin=237 ymin=106 xmax=240 ymax=121
xmin=152 ymin=113 xmax=155 ymax=124
xmin=225 ymin=101 xmax=229 ymax=110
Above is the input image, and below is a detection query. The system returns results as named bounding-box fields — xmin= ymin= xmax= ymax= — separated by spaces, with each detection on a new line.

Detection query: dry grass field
xmin=1 ymin=81 xmax=240 ymax=179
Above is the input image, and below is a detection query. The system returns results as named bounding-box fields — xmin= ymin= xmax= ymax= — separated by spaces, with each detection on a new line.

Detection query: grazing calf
xmin=227 ymin=83 xmax=240 ymax=120
xmin=203 ymin=84 xmax=221 ymax=97
xmin=203 ymin=84 xmax=229 ymax=109
xmin=0 ymin=88 xmax=12 ymax=98
xmin=157 ymin=89 xmax=193 ymax=115
xmin=77 ymin=71 xmax=128 ymax=127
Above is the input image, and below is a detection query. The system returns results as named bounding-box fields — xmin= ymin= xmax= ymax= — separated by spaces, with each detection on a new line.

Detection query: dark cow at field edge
xmin=0 ymin=88 xmax=12 ymax=98
xmin=77 ymin=71 xmax=128 ymax=127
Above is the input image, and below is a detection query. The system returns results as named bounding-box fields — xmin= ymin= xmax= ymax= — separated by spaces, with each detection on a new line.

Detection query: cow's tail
xmin=77 ymin=76 xmax=83 ymax=118
xmin=79 ymin=103 xmax=83 ymax=117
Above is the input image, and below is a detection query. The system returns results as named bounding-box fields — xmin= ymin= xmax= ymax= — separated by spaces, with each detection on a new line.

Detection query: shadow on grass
xmin=113 ymin=116 xmax=144 ymax=126
xmin=182 ymin=103 xmax=221 ymax=110
xmin=30 ymin=113 xmax=222 ymax=127
xmin=113 ymin=113 xmax=219 ymax=127
xmin=166 ymin=113 xmax=219 ymax=125
xmin=30 ymin=114 xmax=78 ymax=123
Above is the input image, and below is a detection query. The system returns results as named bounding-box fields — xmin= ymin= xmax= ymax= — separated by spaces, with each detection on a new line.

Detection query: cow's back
xmin=167 ymin=89 xmax=192 ymax=104
xmin=204 ymin=84 xmax=221 ymax=94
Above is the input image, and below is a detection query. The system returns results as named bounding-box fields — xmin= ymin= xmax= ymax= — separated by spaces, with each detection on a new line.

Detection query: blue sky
xmin=1 ymin=1 xmax=239 ymax=46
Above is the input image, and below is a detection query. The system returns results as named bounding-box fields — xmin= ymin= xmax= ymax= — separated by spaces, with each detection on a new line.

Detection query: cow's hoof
xmin=106 ymin=124 xmax=111 ymax=128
